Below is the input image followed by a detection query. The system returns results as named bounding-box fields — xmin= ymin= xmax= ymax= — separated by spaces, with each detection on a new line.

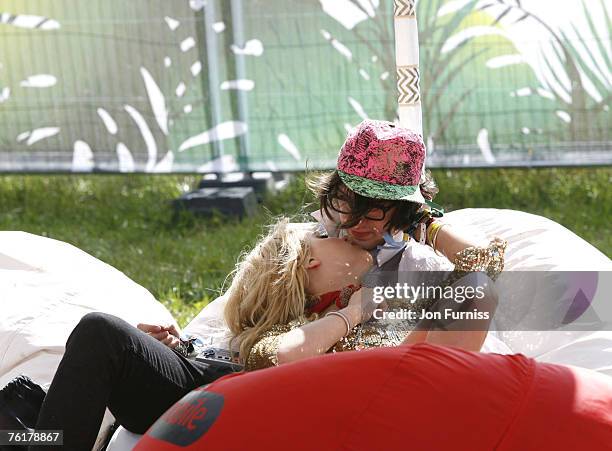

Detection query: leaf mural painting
xmin=1 ymin=10 xmax=64 ymax=166
xmin=153 ymin=151 xmax=174 ymax=173
xmin=230 ymin=39 xmax=264 ymax=56
xmin=140 ymin=67 xmax=169 ymax=136
xmin=320 ymin=29 xmax=354 ymax=61
xmin=477 ymin=129 xmax=495 ymax=163
xmin=164 ymin=16 xmax=180 ymax=31
xmin=278 ymin=134 xmax=301 ymax=161
xmin=97 ymin=108 xmax=118 ymax=135
xmin=116 ymin=143 xmax=135 ymax=172
xmin=300 ymin=0 xmax=500 ymax=149
xmin=180 ymin=37 xmax=196 ymax=52
xmin=72 ymin=140 xmax=94 ymax=172
xmin=0 ymin=13 xmax=60 ymax=30
xmin=220 ymin=80 xmax=255 ymax=91
xmin=17 ymin=127 xmax=61 ymax=146
xmin=486 ymin=54 xmax=524 ymax=69
xmin=20 ymin=75 xmax=57 ymax=88
xmin=319 ymin=0 xmax=374 ymax=29
xmin=178 ymin=122 xmax=249 ymax=153
xmin=478 ymin=0 xmax=611 ymax=142
xmin=1 ymin=3 xmax=226 ymax=172
xmin=440 ymin=26 xmax=508 ymax=54
xmin=191 ymin=61 xmax=202 ymax=77
xmin=1 ymin=0 xmax=609 ymax=172
xmin=0 ymin=88 xmax=10 ymax=103
xmin=348 ymin=97 xmax=369 ymax=120
xmin=124 ymin=105 xmax=158 ymax=172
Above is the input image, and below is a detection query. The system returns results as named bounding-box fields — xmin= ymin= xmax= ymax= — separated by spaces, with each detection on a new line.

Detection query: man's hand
xmin=137 ymin=323 xmax=182 ymax=349
xmin=344 ymin=287 xmax=384 ymax=326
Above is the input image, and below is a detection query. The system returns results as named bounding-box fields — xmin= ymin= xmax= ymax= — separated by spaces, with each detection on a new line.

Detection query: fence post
xmin=203 ymin=0 xmax=225 ymax=164
xmin=230 ymin=0 xmax=251 ymax=172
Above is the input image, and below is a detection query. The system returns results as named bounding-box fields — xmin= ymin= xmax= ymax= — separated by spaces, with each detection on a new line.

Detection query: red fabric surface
xmin=135 ymin=343 xmax=612 ymax=451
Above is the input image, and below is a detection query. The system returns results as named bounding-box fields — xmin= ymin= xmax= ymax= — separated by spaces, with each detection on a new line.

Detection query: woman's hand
xmin=137 ymin=323 xmax=182 ymax=349
xmin=275 ymin=288 xmax=375 ymax=365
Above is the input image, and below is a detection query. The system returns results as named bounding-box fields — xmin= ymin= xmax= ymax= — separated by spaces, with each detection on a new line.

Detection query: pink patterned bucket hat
xmin=337 ymin=119 xmax=426 ymax=204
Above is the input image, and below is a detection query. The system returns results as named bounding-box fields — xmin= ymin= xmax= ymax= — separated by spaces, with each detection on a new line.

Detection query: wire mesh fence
xmin=0 ymin=0 xmax=610 ymax=173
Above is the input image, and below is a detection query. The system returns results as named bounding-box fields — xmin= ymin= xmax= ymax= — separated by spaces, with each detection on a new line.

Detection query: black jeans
xmin=31 ymin=312 xmax=223 ymax=451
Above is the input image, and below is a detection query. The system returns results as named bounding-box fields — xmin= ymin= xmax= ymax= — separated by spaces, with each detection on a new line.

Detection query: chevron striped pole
xmin=393 ymin=0 xmax=426 ymax=181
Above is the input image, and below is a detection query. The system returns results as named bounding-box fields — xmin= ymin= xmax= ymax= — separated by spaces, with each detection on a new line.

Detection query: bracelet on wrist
xmin=431 ymin=223 xmax=448 ymax=256
xmin=426 ymin=221 xmax=439 ymax=245
xmin=325 ymin=311 xmax=352 ymax=337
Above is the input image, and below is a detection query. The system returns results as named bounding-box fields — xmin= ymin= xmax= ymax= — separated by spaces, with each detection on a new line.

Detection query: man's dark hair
xmin=307 ymin=170 xmax=439 ymax=232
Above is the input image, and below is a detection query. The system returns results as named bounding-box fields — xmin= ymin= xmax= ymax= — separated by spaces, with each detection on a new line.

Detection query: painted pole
xmin=393 ymin=0 xmax=426 ymax=181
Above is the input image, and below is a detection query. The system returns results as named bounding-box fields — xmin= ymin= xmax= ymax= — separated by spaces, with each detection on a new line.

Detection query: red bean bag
xmin=135 ymin=344 xmax=612 ymax=451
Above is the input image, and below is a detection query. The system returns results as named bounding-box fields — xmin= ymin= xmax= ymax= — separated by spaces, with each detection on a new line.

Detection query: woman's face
xmin=305 ymin=233 xmax=373 ymax=296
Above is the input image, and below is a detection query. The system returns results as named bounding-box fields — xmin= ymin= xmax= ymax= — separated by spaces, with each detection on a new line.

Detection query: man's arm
xmin=402 ymin=272 xmax=499 ymax=352
xmin=414 ymin=220 xmax=489 ymax=261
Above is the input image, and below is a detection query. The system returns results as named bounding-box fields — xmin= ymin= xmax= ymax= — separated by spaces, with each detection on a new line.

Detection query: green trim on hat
xmin=425 ymin=200 xmax=445 ymax=217
xmin=338 ymin=170 xmax=426 ymax=204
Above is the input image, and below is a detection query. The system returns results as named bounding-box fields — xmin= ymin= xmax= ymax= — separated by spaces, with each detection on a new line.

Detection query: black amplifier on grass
xmin=173 ymin=187 xmax=257 ymax=219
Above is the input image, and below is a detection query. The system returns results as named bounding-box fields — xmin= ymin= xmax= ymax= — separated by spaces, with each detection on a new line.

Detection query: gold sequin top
xmin=245 ymin=238 xmax=507 ymax=371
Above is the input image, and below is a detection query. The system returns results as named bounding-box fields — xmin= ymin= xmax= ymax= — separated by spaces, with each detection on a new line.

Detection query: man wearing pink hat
xmin=311 ymin=119 xmax=505 ymax=277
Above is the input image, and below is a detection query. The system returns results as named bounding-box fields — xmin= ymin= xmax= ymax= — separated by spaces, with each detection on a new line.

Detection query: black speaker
xmin=173 ymin=187 xmax=258 ymax=219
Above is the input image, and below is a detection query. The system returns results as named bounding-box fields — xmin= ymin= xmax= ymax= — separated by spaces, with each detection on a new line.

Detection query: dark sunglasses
xmin=328 ymin=195 xmax=393 ymax=221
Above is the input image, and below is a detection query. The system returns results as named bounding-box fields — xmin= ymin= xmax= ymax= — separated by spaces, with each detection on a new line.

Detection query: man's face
xmin=336 ymin=202 xmax=396 ymax=250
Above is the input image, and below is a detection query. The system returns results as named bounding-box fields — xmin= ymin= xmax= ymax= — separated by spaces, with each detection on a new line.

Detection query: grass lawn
xmin=1 ymin=167 xmax=610 ymax=326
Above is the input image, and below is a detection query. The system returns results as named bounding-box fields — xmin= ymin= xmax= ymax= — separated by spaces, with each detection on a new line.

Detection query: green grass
xmin=1 ymin=167 xmax=610 ymax=326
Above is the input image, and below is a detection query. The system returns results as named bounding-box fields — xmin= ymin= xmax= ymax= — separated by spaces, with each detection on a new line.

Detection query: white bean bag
xmin=0 ymin=231 xmax=176 ymax=450
xmin=444 ymin=209 xmax=612 ymax=376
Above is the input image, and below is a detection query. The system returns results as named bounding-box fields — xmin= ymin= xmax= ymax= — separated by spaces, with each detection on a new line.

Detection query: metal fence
xmin=0 ymin=0 xmax=610 ymax=173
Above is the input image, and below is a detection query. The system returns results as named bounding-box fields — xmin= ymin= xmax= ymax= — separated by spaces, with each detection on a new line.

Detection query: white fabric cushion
xmin=0 ymin=232 xmax=176 ymax=451
xmin=106 ymin=429 xmax=141 ymax=451
xmin=444 ymin=209 xmax=612 ymax=375
xmin=184 ymin=294 xmax=233 ymax=350
xmin=444 ymin=208 xmax=611 ymax=271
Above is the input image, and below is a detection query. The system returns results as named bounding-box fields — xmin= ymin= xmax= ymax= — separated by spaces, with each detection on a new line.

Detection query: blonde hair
xmin=224 ymin=218 xmax=316 ymax=362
